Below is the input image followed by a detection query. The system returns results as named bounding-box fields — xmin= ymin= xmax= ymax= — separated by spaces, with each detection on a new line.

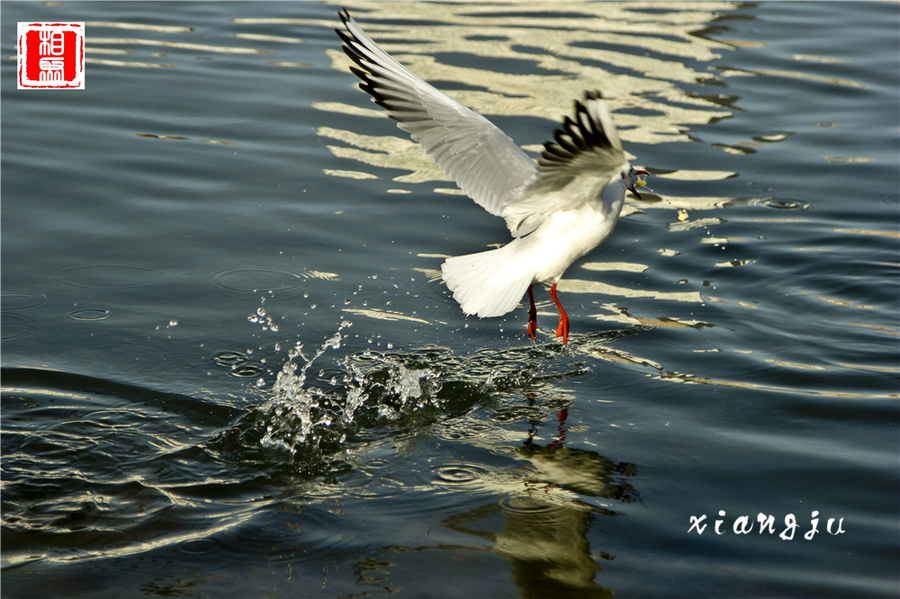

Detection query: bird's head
xmin=628 ymin=167 xmax=649 ymax=200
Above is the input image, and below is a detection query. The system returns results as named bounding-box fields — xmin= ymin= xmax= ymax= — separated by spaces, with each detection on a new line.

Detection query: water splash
xmin=257 ymin=321 xmax=444 ymax=459
xmin=247 ymin=295 xmax=280 ymax=332
xmin=259 ymin=321 xmax=351 ymax=455
xmin=241 ymin=316 xmax=606 ymax=475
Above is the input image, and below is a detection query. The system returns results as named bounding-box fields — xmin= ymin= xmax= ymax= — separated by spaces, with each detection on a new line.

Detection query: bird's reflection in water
xmin=443 ymin=407 xmax=638 ymax=598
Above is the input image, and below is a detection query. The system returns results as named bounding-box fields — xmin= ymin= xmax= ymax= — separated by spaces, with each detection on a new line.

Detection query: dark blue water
xmin=2 ymin=2 xmax=898 ymax=597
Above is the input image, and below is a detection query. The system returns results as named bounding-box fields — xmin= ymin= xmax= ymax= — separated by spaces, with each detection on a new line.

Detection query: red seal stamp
xmin=17 ymin=22 xmax=85 ymax=90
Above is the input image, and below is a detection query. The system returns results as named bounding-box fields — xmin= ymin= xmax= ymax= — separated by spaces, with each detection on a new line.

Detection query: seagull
xmin=335 ymin=10 xmax=647 ymax=344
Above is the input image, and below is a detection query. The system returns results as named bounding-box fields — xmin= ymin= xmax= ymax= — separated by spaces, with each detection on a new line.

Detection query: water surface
xmin=2 ymin=2 xmax=898 ymax=597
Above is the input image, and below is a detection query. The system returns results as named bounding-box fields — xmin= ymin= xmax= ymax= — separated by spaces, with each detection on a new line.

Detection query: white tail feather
xmin=441 ymin=245 xmax=534 ymax=318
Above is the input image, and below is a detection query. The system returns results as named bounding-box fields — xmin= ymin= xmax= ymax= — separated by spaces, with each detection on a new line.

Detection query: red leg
xmin=527 ymin=285 xmax=537 ymax=340
xmin=549 ymin=282 xmax=569 ymax=344
xmin=548 ymin=408 xmax=569 ymax=448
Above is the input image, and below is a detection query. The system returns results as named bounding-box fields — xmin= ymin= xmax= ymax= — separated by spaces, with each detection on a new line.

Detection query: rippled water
xmin=2 ymin=2 xmax=898 ymax=597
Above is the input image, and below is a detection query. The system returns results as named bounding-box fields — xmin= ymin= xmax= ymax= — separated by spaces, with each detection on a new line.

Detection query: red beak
xmin=629 ymin=169 xmax=649 ymax=199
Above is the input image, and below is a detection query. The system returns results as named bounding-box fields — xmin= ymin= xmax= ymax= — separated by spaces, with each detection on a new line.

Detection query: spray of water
xmin=257 ymin=320 xmax=444 ymax=460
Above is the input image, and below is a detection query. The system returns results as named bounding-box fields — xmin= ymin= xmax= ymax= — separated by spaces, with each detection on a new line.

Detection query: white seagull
xmin=336 ymin=10 xmax=647 ymax=344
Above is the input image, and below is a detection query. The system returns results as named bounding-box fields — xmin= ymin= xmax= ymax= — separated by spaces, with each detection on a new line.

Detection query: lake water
xmin=2 ymin=2 xmax=898 ymax=597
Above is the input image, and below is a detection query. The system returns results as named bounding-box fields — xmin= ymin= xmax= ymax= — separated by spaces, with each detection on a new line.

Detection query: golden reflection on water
xmin=234 ymin=33 xmax=304 ymax=44
xmin=89 ymin=37 xmax=274 ymax=55
xmin=657 ymin=370 xmax=899 ymax=399
xmin=318 ymin=1 xmax=770 ymax=341
xmin=3 ymin=506 xmax=260 ymax=566
xmin=76 ymin=7 xmax=889 ymax=401
xmin=558 ymin=278 xmax=703 ymax=304
xmin=85 ymin=57 xmax=173 ymax=69
xmin=595 ymin=346 xmax=900 ymax=400
xmin=427 ymin=409 xmax=637 ymax=597
xmin=343 ymin=307 xmax=434 ymax=325
xmin=315 ymin=0 xmax=888 ymax=400
xmin=753 ymin=68 xmax=867 ymax=89
xmin=654 ymin=170 xmax=737 ymax=181
xmin=321 ymin=1 xmax=734 ymax=138
xmin=317 ymin=0 xmax=742 ymax=196
xmin=317 ymin=1 xmax=874 ymax=222
xmin=833 ymin=228 xmax=900 ymax=238
xmin=82 ymin=17 xmax=303 ymax=69
xmin=440 ymin=456 xmax=623 ymax=598
xmin=315 ymin=0 xmax=787 ymax=243
xmin=323 ymin=168 xmax=379 ymax=180
xmin=85 ymin=21 xmax=194 ymax=33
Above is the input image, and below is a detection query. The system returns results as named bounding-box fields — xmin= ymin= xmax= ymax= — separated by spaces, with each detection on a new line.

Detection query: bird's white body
xmin=443 ymin=179 xmax=627 ymax=318
xmin=336 ymin=11 xmax=645 ymax=342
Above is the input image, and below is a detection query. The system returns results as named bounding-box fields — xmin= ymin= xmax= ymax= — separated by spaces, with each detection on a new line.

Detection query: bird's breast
xmin=519 ymin=203 xmax=622 ymax=284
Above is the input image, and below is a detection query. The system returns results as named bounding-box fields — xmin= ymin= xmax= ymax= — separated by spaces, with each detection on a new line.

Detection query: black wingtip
xmin=334 ymin=9 xmax=351 ymax=40
xmin=537 ymin=90 xmax=620 ymax=168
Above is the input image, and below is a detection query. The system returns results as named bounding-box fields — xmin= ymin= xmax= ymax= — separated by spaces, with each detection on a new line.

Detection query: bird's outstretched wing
xmin=502 ymin=91 xmax=630 ymax=237
xmin=336 ymin=10 xmax=538 ymax=217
